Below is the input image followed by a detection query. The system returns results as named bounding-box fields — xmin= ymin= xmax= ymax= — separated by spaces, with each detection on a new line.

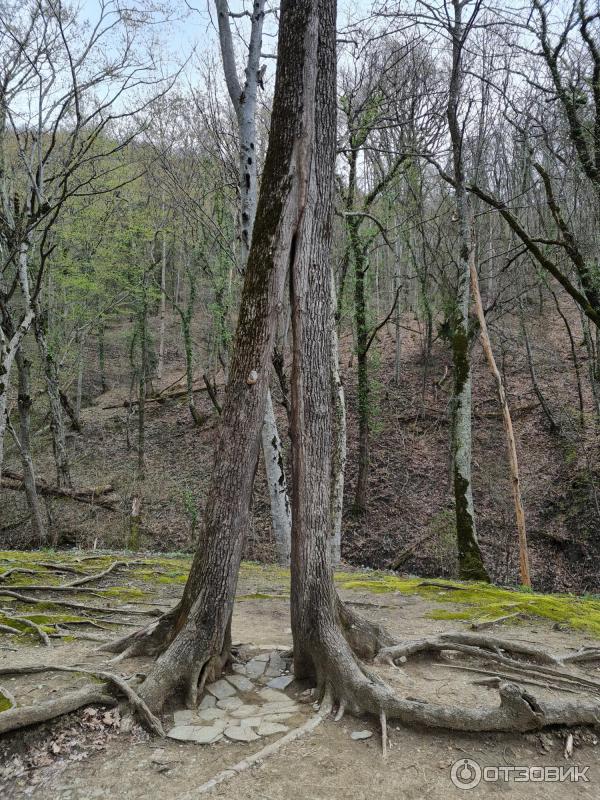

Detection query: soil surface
xmin=1 ymin=554 xmax=599 ymax=799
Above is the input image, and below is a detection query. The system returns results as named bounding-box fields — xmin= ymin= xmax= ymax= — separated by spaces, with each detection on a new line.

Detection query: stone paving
xmin=167 ymin=650 xmax=300 ymax=745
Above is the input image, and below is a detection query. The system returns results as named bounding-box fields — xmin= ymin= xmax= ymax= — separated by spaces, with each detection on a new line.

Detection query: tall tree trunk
xmin=393 ymin=224 xmax=403 ymax=385
xmin=470 ymin=249 xmax=531 ymax=587
xmin=75 ymin=331 xmax=85 ymax=423
xmin=97 ymin=320 xmax=108 ymax=393
xmin=352 ymin=232 xmax=370 ymax=515
xmin=447 ymin=0 xmax=488 ymax=582
xmin=157 ymin=221 xmax=167 ymax=381
xmin=34 ymin=311 xmax=72 ymax=490
xmin=215 ymin=0 xmax=293 ymax=556
xmin=0 ymin=240 xmax=35 ymax=483
xmin=14 ymin=350 xmax=47 ymax=544
xmin=330 ymin=270 xmax=346 ymax=566
xmin=261 ymin=390 xmax=291 ymax=565
xmin=128 ymin=0 xmax=323 ymax=712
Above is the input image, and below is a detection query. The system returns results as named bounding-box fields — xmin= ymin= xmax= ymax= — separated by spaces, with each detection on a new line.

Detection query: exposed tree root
xmin=3 ymin=613 xmax=51 ymax=645
xmin=0 ymin=686 xmax=116 ymax=735
xmin=0 ymin=589 xmax=161 ymax=616
xmin=310 ymin=628 xmax=600 ymax=736
xmin=0 ymin=664 xmax=163 ymax=735
xmin=99 ymin=605 xmax=181 ymax=659
xmin=14 ymin=560 xmax=131 ymax=593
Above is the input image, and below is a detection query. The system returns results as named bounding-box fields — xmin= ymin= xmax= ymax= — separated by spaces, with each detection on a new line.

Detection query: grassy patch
xmin=338 ymin=574 xmax=600 ymax=638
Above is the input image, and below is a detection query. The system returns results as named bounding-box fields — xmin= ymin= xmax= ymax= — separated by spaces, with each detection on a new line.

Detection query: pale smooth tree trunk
xmin=329 ymin=270 xmax=345 ymax=566
xmin=261 ymin=390 xmax=291 ymax=565
xmin=470 ymin=250 xmax=531 ymax=587
xmin=0 ymin=240 xmax=35 ymax=483
xmin=215 ymin=0 xmax=292 ymax=556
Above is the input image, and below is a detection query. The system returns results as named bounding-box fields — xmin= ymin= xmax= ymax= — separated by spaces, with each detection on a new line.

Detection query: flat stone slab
xmin=254 ymin=653 xmax=270 ymax=662
xmin=265 ymin=651 xmax=286 ymax=677
xmin=351 ymin=730 xmax=373 ymax=741
xmin=231 ymin=704 xmax=261 ymax=719
xmin=198 ymin=708 xmax=227 ymax=722
xmin=225 ymin=674 xmax=255 ymax=692
xmin=239 ymin=717 xmax=262 ymax=728
xmin=267 ymin=675 xmax=294 ymax=690
xmin=246 ymin=659 xmax=266 ymax=678
xmin=257 ymin=722 xmax=289 ymax=737
xmin=206 ymin=679 xmax=237 ymax=700
xmin=258 ymin=688 xmax=288 ymax=702
xmin=216 ymin=697 xmax=243 ymax=711
xmin=198 ymin=694 xmax=216 ymax=709
xmin=167 ymin=725 xmax=223 ymax=744
xmin=224 ymin=726 xmax=260 ymax=742
xmin=173 ymin=710 xmax=196 ymax=725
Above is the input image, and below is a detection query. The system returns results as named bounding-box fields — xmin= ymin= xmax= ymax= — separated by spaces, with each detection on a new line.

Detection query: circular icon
xmin=451 ymin=758 xmax=482 ymax=790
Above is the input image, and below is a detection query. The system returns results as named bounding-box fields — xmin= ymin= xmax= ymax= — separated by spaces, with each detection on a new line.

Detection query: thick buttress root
xmin=304 ymin=615 xmax=600 ymax=745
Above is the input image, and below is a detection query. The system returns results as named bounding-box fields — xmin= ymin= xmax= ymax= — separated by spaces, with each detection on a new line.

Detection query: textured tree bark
xmin=469 ymin=250 xmax=531 ymax=587
xmin=352 ymin=229 xmax=370 ymax=515
xmin=128 ymin=0 xmax=324 ymax=712
xmin=15 ymin=350 xmax=47 ymax=544
xmin=447 ymin=0 xmax=488 ymax=582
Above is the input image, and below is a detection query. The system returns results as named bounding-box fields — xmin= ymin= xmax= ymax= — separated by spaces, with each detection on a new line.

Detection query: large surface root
xmin=310 ymin=627 xmax=600 ymax=736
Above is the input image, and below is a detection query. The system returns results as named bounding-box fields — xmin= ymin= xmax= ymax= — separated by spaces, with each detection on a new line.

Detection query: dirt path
xmin=1 ymin=553 xmax=599 ymax=798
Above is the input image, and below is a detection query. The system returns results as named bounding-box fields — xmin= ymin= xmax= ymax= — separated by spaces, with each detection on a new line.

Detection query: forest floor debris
xmin=1 ymin=550 xmax=600 ymax=798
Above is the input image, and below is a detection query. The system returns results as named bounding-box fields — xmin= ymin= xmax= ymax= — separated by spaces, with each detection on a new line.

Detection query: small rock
xmin=198 ymin=694 xmax=216 ymax=710
xmin=173 ymin=710 xmax=196 ymax=725
xmin=351 ymin=730 xmax=373 ymax=741
xmin=150 ymin=748 xmax=168 ymax=764
xmin=232 ymin=663 xmax=247 ymax=675
xmin=206 ymin=679 xmax=237 ymax=700
xmin=167 ymin=725 xmax=223 ymax=744
xmin=231 ymin=704 xmax=261 ymax=719
xmin=225 ymin=674 xmax=255 ymax=692
xmin=267 ymin=675 xmax=294 ymax=690
xmin=216 ymin=697 xmax=243 ymax=711
xmin=198 ymin=708 xmax=227 ymax=722
xmin=257 ymin=722 xmax=289 ymax=737
xmin=225 ymin=726 xmax=260 ymax=742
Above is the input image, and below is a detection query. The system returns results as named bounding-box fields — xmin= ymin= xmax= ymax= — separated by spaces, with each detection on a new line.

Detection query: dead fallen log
xmin=101 ymin=382 xmax=225 ymax=411
xmin=2 ymin=470 xmax=119 ymax=510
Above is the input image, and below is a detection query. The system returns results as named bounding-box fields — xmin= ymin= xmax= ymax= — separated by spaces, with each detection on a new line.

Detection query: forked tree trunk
xmin=132 ymin=0 xmax=324 ymax=712
xmin=469 ymin=250 xmax=531 ymax=587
